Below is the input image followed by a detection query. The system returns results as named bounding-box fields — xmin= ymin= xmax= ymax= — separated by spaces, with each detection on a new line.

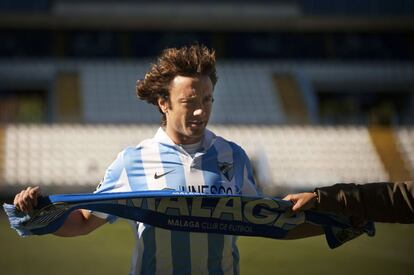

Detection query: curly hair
xmin=136 ymin=44 xmax=217 ymax=125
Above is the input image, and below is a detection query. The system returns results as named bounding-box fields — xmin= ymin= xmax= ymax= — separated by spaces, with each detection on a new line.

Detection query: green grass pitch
xmin=1 ymin=213 xmax=413 ymax=275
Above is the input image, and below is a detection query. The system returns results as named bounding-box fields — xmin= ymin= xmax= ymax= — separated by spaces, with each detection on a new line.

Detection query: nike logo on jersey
xmin=154 ymin=169 xmax=175 ymax=179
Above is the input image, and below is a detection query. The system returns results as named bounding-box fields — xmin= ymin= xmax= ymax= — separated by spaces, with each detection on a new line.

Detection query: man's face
xmin=159 ymin=75 xmax=214 ymax=145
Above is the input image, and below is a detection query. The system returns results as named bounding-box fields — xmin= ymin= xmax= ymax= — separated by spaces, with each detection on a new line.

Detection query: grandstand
xmin=1 ymin=0 xmax=414 ymax=198
xmin=2 ymin=123 xmax=414 ymax=196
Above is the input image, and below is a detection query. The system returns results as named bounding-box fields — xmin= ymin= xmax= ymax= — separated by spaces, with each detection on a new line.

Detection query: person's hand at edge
xmin=283 ymin=192 xmax=318 ymax=213
xmin=13 ymin=186 xmax=41 ymax=214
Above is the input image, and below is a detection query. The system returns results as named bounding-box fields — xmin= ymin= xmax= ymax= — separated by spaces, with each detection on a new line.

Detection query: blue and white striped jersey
xmin=94 ymin=128 xmax=260 ymax=275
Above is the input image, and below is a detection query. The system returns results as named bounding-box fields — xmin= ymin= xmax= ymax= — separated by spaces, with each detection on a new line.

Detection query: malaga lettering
xmin=123 ymin=196 xmax=305 ymax=228
xmin=167 ymin=219 xmax=200 ymax=229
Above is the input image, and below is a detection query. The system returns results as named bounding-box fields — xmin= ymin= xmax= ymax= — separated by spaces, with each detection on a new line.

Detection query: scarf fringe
xmin=3 ymin=203 xmax=33 ymax=237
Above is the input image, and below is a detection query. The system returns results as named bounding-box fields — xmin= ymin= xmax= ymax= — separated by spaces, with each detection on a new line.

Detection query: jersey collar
xmin=154 ymin=127 xmax=216 ymax=153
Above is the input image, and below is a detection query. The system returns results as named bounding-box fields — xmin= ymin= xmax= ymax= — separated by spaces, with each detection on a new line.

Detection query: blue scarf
xmin=3 ymin=190 xmax=374 ymax=249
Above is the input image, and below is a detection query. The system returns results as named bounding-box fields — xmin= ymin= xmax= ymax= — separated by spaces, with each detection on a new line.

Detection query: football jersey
xmin=94 ymin=128 xmax=260 ymax=275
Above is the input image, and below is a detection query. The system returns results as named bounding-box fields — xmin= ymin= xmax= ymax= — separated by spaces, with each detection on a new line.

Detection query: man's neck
xmin=180 ymin=140 xmax=203 ymax=157
xmin=163 ymin=128 xmax=203 ymax=145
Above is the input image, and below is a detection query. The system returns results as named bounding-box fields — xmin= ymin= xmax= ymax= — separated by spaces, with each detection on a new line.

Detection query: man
xmin=283 ymin=181 xmax=414 ymax=223
xmin=13 ymin=44 xmax=322 ymax=275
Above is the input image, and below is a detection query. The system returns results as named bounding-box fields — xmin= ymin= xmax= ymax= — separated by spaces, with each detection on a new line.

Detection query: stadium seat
xmin=396 ymin=127 xmax=414 ymax=178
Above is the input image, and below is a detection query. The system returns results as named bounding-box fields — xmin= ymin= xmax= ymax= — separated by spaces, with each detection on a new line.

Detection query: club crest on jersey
xmin=95 ymin=179 xmax=103 ymax=191
xmin=219 ymin=162 xmax=234 ymax=181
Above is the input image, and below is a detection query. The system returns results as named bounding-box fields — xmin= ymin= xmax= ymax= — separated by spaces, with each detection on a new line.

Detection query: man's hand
xmin=283 ymin=192 xmax=317 ymax=213
xmin=13 ymin=186 xmax=41 ymax=213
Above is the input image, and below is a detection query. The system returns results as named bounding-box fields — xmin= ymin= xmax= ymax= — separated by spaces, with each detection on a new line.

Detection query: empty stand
xmin=81 ymin=61 xmax=160 ymax=123
xmin=1 ymin=59 xmax=413 ymax=196
xmin=1 ymin=60 xmax=413 ymax=125
xmin=211 ymin=63 xmax=283 ymax=124
xmin=3 ymin=124 xmax=394 ymax=196
xmin=211 ymin=125 xmax=389 ymax=195
xmin=396 ymin=127 xmax=414 ymax=179
xmin=3 ymin=124 xmax=158 ymax=191
xmin=82 ymin=61 xmax=286 ymax=124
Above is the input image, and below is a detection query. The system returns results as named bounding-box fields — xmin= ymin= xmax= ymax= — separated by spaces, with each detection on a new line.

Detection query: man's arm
xmin=53 ymin=209 xmax=107 ymax=237
xmin=13 ymin=186 xmax=107 ymax=237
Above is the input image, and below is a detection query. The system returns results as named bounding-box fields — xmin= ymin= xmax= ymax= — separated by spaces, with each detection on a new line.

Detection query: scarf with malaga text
xmin=3 ymin=190 xmax=374 ymax=249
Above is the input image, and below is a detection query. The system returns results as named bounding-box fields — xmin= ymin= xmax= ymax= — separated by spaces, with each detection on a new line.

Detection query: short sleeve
xmin=91 ymin=150 xmax=130 ymax=222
